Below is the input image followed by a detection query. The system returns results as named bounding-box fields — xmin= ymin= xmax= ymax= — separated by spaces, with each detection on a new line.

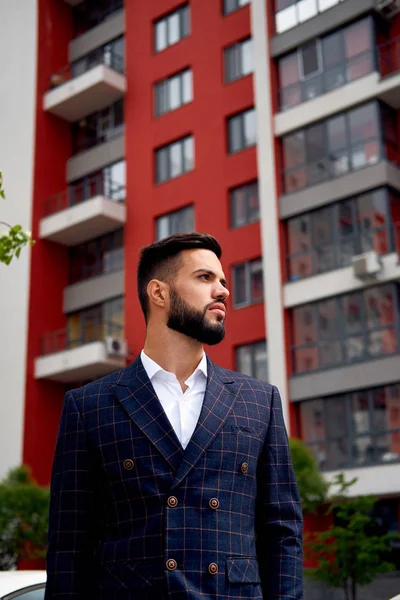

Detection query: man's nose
xmin=213 ymin=283 xmax=230 ymax=300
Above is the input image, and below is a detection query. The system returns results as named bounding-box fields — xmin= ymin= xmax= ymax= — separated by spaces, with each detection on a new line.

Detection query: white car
xmin=0 ymin=571 xmax=46 ymax=599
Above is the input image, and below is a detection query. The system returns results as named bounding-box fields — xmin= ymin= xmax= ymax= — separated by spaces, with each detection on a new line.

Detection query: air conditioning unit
xmin=376 ymin=0 xmax=400 ymax=18
xmin=105 ymin=336 xmax=127 ymax=358
xmin=352 ymin=251 xmax=383 ymax=281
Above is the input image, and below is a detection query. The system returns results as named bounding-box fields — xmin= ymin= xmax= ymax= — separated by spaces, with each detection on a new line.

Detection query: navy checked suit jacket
xmin=45 ymin=355 xmax=303 ymax=600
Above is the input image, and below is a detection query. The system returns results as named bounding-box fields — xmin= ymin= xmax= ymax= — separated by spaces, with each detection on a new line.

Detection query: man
xmin=45 ymin=232 xmax=303 ymax=600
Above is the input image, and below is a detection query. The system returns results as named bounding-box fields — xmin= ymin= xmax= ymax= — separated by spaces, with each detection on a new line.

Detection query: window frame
xmin=232 ymin=257 xmax=264 ymax=308
xmin=281 ymin=101 xmax=394 ymax=194
xmin=154 ymin=68 xmax=193 ymax=116
xmin=155 ymin=135 xmax=194 ymax=184
xmin=71 ymin=99 xmax=124 ymax=155
xmin=223 ymin=0 xmax=251 ymax=16
xmin=224 ymin=37 xmax=253 ymax=83
xmin=68 ymin=229 xmax=124 ymax=283
xmin=155 ymin=205 xmax=195 ymax=240
xmin=227 ymin=107 xmax=257 ymax=154
xmin=285 ymin=187 xmax=396 ymax=282
xmin=154 ymin=4 xmax=190 ymax=53
xmin=291 ymin=282 xmax=400 ymax=375
xmin=278 ymin=16 xmax=375 ymax=111
xmin=230 ymin=180 xmax=260 ymax=228
xmin=300 ymin=383 xmax=400 ymax=471
xmin=235 ymin=339 xmax=268 ymax=381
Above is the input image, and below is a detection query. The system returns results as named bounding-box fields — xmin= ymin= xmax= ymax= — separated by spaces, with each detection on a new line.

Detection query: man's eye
xmin=199 ymin=274 xmax=209 ymax=280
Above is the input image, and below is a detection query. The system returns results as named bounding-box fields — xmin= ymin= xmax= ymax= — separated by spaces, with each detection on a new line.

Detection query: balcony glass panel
xmin=281 ymin=101 xmax=396 ymax=195
xmin=301 ymin=383 xmax=400 ymax=470
xmin=292 ymin=283 xmax=400 ymax=374
xmin=278 ymin=17 xmax=374 ymax=111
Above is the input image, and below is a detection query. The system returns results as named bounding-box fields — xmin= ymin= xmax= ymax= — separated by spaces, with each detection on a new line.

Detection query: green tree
xmin=289 ymin=437 xmax=329 ymax=513
xmin=0 ymin=465 xmax=50 ymax=570
xmin=306 ymin=474 xmax=397 ymax=600
xmin=0 ymin=170 xmax=34 ymax=265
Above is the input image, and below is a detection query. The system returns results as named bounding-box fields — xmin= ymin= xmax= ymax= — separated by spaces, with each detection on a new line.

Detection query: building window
xmin=230 ymin=181 xmax=259 ymax=228
xmin=275 ymin=0 xmax=349 ymax=35
xmin=236 ymin=340 xmax=268 ymax=381
xmin=156 ymin=206 xmax=194 ymax=240
xmin=300 ymin=382 xmax=400 ymax=471
xmin=281 ymin=101 xmax=397 ymax=194
xmin=286 ymin=187 xmax=398 ymax=281
xmin=67 ymin=297 xmax=124 ymax=350
xmin=155 ymin=136 xmax=194 ymax=183
xmin=228 ymin=108 xmax=257 ymax=153
xmin=72 ymin=0 xmax=124 ymax=38
xmin=69 ymin=230 xmax=124 ymax=283
xmin=278 ymin=18 xmax=374 ymax=110
xmin=155 ymin=69 xmax=193 ymax=116
xmin=70 ymin=36 xmax=124 ymax=80
xmin=232 ymin=258 xmax=263 ymax=307
xmin=70 ymin=161 xmax=125 ymax=206
xmin=72 ymin=100 xmax=124 ymax=154
xmin=42 ymin=296 xmax=124 ymax=355
xmin=224 ymin=0 xmax=250 ymax=15
xmin=225 ymin=38 xmax=253 ymax=83
xmin=291 ymin=283 xmax=400 ymax=374
xmin=154 ymin=5 xmax=190 ymax=53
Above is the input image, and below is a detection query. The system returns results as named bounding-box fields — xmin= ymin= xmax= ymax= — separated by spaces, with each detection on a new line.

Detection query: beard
xmin=167 ymin=287 xmax=226 ymax=346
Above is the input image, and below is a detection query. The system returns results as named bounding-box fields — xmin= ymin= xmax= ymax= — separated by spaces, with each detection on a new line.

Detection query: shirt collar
xmin=141 ymin=350 xmax=207 ymax=384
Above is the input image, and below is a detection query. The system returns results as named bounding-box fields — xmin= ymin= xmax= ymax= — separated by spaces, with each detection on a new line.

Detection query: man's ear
xmin=147 ymin=279 xmax=167 ymax=308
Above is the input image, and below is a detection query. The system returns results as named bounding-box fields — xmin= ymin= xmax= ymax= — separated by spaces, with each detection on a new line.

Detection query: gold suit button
xmin=166 ymin=558 xmax=177 ymax=571
xmin=208 ymin=562 xmax=218 ymax=575
xmin=123 ymin=459 xmax=134 ymax=470
xmin=167 ymin=496 xmax=178 ymax=508
xmin=240 ymin=461 xmax=249 ymax=474
xmin=209 ymin=498 xmax=219 ymax=509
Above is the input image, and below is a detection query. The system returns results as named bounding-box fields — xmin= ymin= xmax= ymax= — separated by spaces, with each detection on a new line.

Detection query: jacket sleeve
xmin=45 ymin=391 xmax=95 ymax=599
xmin=255 ymin=385 xmax=303 ymax=600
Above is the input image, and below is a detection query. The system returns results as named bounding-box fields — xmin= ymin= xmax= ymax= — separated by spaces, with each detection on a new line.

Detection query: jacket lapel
xmin=108 ymin=356 xmax=184 ymax=471
xmin=170 ymin=358 xmax=242 ymax=491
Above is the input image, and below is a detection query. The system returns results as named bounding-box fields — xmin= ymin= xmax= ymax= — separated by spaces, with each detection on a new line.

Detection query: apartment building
xmin=1 ymin=0 xmax=398 ymax=541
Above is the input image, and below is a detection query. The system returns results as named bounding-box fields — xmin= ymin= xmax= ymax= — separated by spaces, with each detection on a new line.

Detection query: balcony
xmin=35 ymin=322 xmax=126 ymax=383
xmin=39 ymin=175 xmax=126 ymax=245
xmin=43 ymin=50 xmax=125 ymax=122
xmin=377 ymin=36 xmax=400 ymax=109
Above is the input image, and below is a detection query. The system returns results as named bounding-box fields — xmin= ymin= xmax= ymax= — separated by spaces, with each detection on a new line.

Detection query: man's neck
xmin=143 ymin=326 xmax=204 ymax=386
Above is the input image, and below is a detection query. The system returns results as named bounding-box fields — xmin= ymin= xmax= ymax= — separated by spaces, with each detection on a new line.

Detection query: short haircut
xmin=137 ymin=232 xmax=222 ymax=322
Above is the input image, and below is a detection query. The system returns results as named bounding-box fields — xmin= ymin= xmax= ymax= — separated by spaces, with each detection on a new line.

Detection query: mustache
xmin=206 ymin=299 xmax=227 ymax=310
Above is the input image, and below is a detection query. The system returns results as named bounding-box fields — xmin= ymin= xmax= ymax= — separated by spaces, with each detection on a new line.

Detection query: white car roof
xmin=0 ymin=571 xmax=46 ymax=597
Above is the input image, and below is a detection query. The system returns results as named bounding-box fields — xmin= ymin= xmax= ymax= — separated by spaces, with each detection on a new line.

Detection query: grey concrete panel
xmin=270 ymin=0 xmax=376 ymax=57
xmin=63 ymin=270 xmax=124 ymax=313
xmin=280 ymin=162 xmax=400 ymax=219
xmin=67 ymin=135 xmax=125 ymax=182
xmin=69 ymin=10 xmax=125 ymax=62
xmin=290 ymin=354 xmax=400 ymax=402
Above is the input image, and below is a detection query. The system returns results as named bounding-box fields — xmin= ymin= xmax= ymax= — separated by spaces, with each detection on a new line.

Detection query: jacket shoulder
xmin=216 ymin=365 xmax=274 ymax=395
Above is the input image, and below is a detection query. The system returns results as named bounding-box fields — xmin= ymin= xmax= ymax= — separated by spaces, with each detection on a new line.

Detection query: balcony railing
xmin=49 ymin=49 xmax=124 ymax=90
xmin=41 ymin=321 xmax=123 ymax=356
xmin=44 ymin=175 xmax=125 ymax=217
xmin=378 ymin=36 xmax=400 ymax=78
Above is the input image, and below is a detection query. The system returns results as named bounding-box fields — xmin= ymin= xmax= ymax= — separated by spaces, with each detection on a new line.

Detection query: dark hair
xmin=137 ymin=232 xmax=222 ymax=322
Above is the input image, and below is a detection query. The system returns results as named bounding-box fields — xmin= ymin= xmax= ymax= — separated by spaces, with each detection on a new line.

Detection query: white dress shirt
xmin=140 ymin=350 xmax=207 ymax=449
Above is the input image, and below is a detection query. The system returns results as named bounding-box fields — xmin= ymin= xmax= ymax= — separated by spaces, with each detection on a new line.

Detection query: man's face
xmin=166 ymin=249 xmax=230 ymax=346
